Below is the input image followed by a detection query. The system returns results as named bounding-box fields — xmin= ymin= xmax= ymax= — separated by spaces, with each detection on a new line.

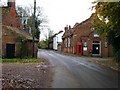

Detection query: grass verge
xmin=95 ymin=59 xmax=120 ymax=71
xmin=1 ymin=58 xmax=46 ymax=63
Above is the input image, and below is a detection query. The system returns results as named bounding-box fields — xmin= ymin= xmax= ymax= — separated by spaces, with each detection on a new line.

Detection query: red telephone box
xmin=76 ymin=42 xmax=82 ymax=55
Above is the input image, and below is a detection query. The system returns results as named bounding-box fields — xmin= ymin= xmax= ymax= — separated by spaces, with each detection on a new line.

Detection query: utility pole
xmin=32 ymin=0 xmax=36 ymax=57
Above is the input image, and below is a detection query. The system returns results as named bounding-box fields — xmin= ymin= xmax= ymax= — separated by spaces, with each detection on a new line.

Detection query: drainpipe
xmin=73 ymin=35 xmax=77 ymax=54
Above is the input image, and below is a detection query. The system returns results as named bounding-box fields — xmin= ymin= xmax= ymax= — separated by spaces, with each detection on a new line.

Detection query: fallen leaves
xmin=2 ymin=62 xmax=52 ymax=89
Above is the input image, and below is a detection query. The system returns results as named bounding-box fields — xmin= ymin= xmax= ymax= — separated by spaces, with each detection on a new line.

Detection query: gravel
xmin=2 ymin=62 xmax=53 ymax=89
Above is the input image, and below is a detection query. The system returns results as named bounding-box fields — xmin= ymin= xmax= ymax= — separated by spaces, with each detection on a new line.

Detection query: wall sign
xmin=83 ymin=46 xmax=87 ymax=51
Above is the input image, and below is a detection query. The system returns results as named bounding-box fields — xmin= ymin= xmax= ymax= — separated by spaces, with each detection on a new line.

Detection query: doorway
xmin=6 ymin=44 xmax=15 ymax=58
xmin=92 ymin=40 xmax=101 ymax=57
xmin=92 ymin=44 xmax=100 ymax=54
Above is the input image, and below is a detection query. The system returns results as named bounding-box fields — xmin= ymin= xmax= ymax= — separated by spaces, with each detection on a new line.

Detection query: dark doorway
xmin=92 ymin=44 xmax=100 ymax=54
xmin=6 ymin=44 xmax=15 ymax=58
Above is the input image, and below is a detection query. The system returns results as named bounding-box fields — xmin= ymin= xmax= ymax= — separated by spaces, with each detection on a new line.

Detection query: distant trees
xmin=38 ymin=29 xmax=54 ymax=49
xmin=93 ymin=1 xmax=120 ymax=62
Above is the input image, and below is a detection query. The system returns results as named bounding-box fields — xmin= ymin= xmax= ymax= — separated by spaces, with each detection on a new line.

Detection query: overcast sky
xmin=1 ymin=0 xmax=95 ymax=40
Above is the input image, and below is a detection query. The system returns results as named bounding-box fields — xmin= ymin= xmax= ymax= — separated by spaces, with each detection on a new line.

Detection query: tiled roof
xmin=2 ymin=25 xmax=38 ymax=41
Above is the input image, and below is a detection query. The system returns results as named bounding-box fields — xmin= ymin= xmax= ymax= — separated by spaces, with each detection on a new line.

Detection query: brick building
xmin=2 ymin=0 xmax=38 ymax=58
xmin=2 ymin=0 xmax=23 ymax=30
xmin=62 ymin=13 xmax=113 ymax=57
xmin=62 ymin=25 xmax=74 ymax=53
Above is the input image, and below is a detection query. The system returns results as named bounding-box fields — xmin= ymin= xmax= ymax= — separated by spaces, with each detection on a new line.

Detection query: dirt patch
xmin=92 ymin=58 xmax=119 ymax=71
xmin=2 ymin=62 xmax=53 ymax=89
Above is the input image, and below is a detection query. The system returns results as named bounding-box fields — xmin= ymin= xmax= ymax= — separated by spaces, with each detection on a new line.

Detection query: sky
xmin=1 ymin=0 xmax=95 ymax=41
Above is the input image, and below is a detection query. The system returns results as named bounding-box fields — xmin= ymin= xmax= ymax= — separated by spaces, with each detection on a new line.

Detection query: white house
xmin=53 ymin=36 xmax=58 ymax=50
xmin=53 ymin=31 xmax=63 ymax=50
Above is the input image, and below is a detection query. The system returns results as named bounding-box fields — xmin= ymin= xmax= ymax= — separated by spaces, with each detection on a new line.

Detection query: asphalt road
xmin=37 ymin=49 xmax=119 ymax=88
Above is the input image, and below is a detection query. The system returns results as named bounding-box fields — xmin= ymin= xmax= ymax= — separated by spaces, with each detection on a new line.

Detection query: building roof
xmin=62 ymin=13 xmax=98 ymax=39
xmin=2 ymin=25 xmax=38 ymax=41
xmin=1 ymin=7 xmax=10 ymax=17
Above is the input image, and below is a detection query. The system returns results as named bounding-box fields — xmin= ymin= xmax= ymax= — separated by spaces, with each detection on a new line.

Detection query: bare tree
xmin=16 ymin=5 xmax=48 ymax=40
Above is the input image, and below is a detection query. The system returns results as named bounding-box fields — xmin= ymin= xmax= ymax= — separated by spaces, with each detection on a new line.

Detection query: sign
xmin=22 ymin=17 xmax=28 ymax=25
xmin=83 ymin=47 xmax=87 ymax=51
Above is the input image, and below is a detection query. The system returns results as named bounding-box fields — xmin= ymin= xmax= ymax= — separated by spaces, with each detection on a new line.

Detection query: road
xmin=37 ymin=49 xmax=119 ymax=88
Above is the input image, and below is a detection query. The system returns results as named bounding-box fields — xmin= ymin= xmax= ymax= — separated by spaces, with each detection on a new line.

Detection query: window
xmin=83 ymin=42 xmax=87 ymax=51
xmin=65 ymin=38 xmax=67 ymax=48
xmin=84 ymin=42 xmax=87 ymax=47
xmin=68 ymin=37 xmax=70 ymax=47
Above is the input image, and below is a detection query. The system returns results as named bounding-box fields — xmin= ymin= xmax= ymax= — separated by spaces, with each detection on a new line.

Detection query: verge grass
xmin=1 ymin=58 xmax=42 ymax=63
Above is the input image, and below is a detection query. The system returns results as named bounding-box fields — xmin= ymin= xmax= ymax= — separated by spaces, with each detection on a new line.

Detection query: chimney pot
xmin=69 ymin=25 xmax=71 ymax=29
xmin=8 ymin=0 xmax=15 ymax=8
xmin=64 ymin=25 xmax=69 ymax=32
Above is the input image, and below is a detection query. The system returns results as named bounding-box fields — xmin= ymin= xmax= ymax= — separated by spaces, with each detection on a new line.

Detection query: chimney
xmin=69 ymin=25 xmax=71 ymax=29
xmin=8 ymin=0 xmax=15 ymax=8
xmin=64 ymin=25 xmax=68 ymax=32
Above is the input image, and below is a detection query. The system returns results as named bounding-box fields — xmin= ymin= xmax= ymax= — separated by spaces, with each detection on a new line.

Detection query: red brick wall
xmin=62 ymin=14 xmax=113 ymax=57
xmin=2 ymin=26 xmax=38 ymax=58
xmin=2 ymin=1 xmax=38 ymax=58
xmin=2 ymin=7 xmax=23 ymax=30
xmin=2 ymin=26 xmax=19 ymax=57
xmin=2 ymin=0 xmax=23 ymax=30
xmin=73 ymin=20 xmax=92 ymax=54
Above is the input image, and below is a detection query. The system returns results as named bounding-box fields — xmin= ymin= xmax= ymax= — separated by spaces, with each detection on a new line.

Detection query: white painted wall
xmin=53 ymin=36 xmax=58 ymax=50
xmin=53 ymin=32 xmax=64 ymax=50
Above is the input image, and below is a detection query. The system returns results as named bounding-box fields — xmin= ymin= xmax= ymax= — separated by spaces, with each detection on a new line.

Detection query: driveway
xmin=37 ymin=49 xmax=119 ymax=88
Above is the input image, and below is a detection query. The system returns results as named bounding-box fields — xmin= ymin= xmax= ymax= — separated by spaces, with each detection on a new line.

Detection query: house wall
xmin=61 ymin=14 xmax=113 ymax=57
xmin=73 ymin=20 xmax=92 ymax=54
xmin=100 ymin=36 xmax=113 ymax=57
xmin=2 ymin=0 xmax=23 ymax=30
xmin=62 ymin=26 xmax=73 ymax=53
xmin=53 ymin=36 xmax=58 ymax=50
xmin=2 ymin=26 xmax=38 ymax=58
xmin=57 ymin=43 xmax=62 ymax=51
xmin=2 ymin=0 xmax=38 ymax=58
xmin=2 ymin=26 xmax=20 ymax=57
xmin=26 ymin=41 xmax=38 ymax=58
